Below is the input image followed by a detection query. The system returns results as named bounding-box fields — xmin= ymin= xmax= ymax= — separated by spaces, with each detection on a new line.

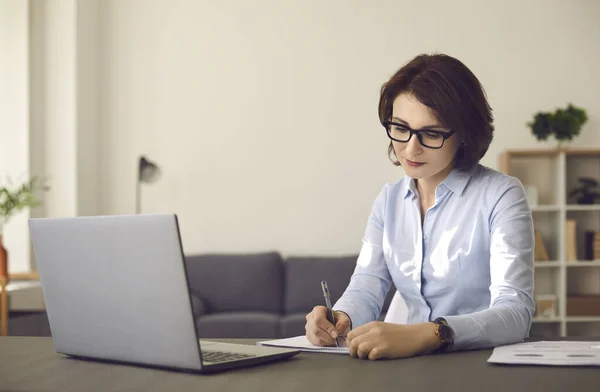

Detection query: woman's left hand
xmin=346 ymin=321 xmax=441 ymax=360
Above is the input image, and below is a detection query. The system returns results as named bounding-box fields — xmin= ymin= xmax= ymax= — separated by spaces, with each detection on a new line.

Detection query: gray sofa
xmin=9 ymin=252 xmax=395 ymax=338
xmin=185 ymin=252 xmax=395 ymax=339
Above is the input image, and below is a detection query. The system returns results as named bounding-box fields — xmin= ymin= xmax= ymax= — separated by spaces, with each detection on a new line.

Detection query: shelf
xmin=566 ymin=204 xmax=600 ymax=211
xmin=532 ymin=317 xmax=561 ymax=323
xmin=566 ymin=261 xmax=600 ymax=267
xmin=502 ymin=149 xmax=560 ymax=157
xmin=503 ymin=148 xmax=600 ymax=157
xmin=534 ymin=261 xmax=561 ymax=268
xmin=0 ymin=280 xmax=45 ymax=311
xmin=564 ymin=148 xmax=600 ymax=157
xmin=500 ymin=148 xmax=600 ymax=337
xmin=566 ymin=317 xmax=600 ymax=322
xmin=533 ymin=317 xmax=600 ymax=323
xmin=532 ymin=317 xmax=600 ymax=323
xmin=530 ymin=205 xmax=600 ymax=212
xmin=531 ymin=205 xmax=561 ymax=212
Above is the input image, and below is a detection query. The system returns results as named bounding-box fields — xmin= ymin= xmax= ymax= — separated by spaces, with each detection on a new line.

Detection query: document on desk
xmin=257 ymin=336 xmax=349 ymax=355
xmin=488 ymin=341 xmax=600 ymax=366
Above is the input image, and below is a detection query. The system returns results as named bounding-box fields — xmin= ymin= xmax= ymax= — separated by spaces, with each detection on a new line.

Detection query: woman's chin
xmin=403 ymin=165 xmax=429 ymax=178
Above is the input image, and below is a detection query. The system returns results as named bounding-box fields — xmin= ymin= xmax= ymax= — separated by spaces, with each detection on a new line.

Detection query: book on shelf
xmin=566 ymin=220 xmax=577 ymax=262
xmin=534 ymin=231 xmax=549 ymax=261
xmin=584 ymin=231 xmax=600 ymax=261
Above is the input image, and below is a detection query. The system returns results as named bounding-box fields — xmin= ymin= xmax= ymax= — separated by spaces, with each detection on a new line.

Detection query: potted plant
xmin=527 ymin=103 xmax=588 ymax=147
xmin=0 ymin=177 xmax=49 ymax=278
xmin=568 ymin=177 xmax=600 ymax=205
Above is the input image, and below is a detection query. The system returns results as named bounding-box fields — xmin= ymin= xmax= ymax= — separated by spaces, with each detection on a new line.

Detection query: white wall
xmin=96 ymin=0 xmax=600 ymax=257
xmin=4 ymin=0 xmax=600 ymax=269
xmin=2 ymin=0 xmax=101 ymax=272
xmin=0 ymin=0 xmax=30 ymax=272
xmin=33 ymin=0 xmax=78 ymax=219
xmin=76 ymin=0 xmax=101 ymax=216
xmin=31 ymin=0 xmax=101 ymax=219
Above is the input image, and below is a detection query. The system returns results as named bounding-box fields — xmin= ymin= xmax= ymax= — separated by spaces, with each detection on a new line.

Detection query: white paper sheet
xmin=257 ymin=335 xmax=349 ymax=355
xmin=488 ymin=341 xmax=600 ymax=366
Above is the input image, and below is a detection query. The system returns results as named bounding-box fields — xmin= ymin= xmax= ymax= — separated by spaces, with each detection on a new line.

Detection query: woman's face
xmin=390 ymin=93 xmax=461 ymax=183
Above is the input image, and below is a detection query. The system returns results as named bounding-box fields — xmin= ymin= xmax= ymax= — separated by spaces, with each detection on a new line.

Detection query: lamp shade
xmin=138 ymin=156 xmax=161 ymax=184
xmin=136 ymin=156 xmax=161 ymax=214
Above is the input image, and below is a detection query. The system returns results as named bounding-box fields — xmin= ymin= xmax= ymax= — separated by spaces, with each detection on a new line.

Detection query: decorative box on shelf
xmin=535 ymin=294 xmax=558 ymax=318
xmin=566 ymin=295 xmax=600 ymax=316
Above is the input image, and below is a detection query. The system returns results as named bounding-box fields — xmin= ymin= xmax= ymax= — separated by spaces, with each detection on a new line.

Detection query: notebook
xmin=257 ymin=336 xmax=350 ymax=355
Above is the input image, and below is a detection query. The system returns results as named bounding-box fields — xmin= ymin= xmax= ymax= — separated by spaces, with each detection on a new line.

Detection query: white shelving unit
xmin=499 ymin=148 xmax=600 ymax=338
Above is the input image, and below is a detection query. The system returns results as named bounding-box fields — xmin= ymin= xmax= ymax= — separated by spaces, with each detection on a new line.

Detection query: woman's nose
xmin=405 ymin=133 xmax=423 ymax=156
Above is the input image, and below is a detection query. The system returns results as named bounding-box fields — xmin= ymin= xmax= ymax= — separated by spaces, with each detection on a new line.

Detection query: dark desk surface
xmin=1 ymin=337 xmax=599 ymax=392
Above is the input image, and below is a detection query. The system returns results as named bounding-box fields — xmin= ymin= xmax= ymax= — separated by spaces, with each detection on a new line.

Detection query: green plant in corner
xmin=527 ymin=103 xmax=588 ymax=146
xmin=0 ymin=177 xmax=49 ymax=234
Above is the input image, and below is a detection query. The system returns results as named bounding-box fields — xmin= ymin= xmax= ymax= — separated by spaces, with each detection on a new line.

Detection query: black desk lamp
xmin=135 ymin=155 xmax=161 ymax=214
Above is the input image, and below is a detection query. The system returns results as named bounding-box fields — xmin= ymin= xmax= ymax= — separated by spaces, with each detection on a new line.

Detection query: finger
xmin=312 ymin=307 xmax=339 ymax=339
xmin=348 ymin=332 xmax=370 ymax=358
xmin=347 ymin=321 xmax=377 ymax=342
xmin=306 ymin=328 xmax=333 ymax=347
xmin=368 ymin=347 xmax=384 ymax=361
xmin=305 ymin=322 xmax=326 ymax=346
xmin=357 ymin=341 xmax=377 ymax=360
xmin=312 ymin=327 xmax=336 ymax=345
xmin=308 ymin=319 xmax=337 ymax=344
xmin=305 ymin=330 xmax=319 ymax=346
xmin=305 ymin=314 xmax=336 ymax=345
xmin=335 ymin=315 xmax=351 ymax=335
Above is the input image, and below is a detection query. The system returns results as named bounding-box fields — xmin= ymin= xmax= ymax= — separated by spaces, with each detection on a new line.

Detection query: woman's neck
xmin=415 ymin=163 xmax=455 ymax=202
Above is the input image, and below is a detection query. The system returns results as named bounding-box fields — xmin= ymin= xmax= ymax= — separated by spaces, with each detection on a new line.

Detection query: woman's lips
xmin=405 ymin=159 xmax=425 ymax=167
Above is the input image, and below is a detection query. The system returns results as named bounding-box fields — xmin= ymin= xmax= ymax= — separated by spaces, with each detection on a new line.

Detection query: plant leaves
xmin=0 ymin=177 xmax=49 ymax=222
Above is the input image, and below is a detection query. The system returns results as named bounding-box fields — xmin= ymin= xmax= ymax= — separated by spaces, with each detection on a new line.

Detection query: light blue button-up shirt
xmin=333 ymin=164 xmax=536 ymax=350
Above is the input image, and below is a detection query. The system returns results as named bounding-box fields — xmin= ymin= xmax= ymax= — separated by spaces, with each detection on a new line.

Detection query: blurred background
xmin=1 ymin=0 xmax=599 ymax=337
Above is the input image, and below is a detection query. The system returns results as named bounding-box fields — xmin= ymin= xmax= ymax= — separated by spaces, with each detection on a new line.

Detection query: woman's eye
xmin=394 ymin=126 xmax=410 ymax=133
xmin=425 ymin=132 xmax=442 ymax=139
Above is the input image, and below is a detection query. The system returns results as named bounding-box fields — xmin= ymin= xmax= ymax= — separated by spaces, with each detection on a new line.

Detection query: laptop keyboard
xmin=202 ymin=350 xmax=257 ymax=363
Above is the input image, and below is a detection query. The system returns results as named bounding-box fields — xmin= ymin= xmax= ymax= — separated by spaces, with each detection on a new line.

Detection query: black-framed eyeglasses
xmin=384 ymin=121 xmax=456 ymax=149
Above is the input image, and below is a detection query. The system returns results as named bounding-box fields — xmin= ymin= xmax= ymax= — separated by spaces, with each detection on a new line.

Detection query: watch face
xmin=438 ymin=324 xmax=451 ymax=341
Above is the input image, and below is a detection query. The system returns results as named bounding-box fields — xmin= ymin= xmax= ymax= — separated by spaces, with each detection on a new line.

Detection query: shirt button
xmin=423 ymin=235 xmax=428 ymax=240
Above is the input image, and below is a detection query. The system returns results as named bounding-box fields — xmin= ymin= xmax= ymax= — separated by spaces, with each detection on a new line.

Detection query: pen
xmin=320 ymin=280 xmax=339 ymax=347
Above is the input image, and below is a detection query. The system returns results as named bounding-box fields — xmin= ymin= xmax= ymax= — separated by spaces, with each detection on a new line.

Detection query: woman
xmin=305 ymin=53 xmax=535 ymax=360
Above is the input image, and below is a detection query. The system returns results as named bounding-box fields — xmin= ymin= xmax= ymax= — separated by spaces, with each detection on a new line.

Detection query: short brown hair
xmin=378 ymin=54 xmax=494 ymax=171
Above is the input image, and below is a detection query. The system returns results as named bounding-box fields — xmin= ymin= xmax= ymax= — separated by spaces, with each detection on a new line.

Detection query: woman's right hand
xmin=305 ymin=306 xmax=351 ymax=346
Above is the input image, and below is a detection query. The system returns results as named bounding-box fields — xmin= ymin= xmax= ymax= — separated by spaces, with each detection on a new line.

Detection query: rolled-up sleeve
xmin=444 ymin=178 xmax=536 ymax=350
xmin=333 ymin=185 xmax=394 ymax=329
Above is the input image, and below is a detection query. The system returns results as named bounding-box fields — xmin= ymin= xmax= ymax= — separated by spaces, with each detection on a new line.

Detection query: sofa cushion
xmin=195 ymin=312 xmax=280 ymax=339
xmin=185 ymin=252 xmax=283 ymax=313
xmin=284 ymin=255 xmax=359 ymax=314
xmin=280 ymin=313 xmax=308 ymax=338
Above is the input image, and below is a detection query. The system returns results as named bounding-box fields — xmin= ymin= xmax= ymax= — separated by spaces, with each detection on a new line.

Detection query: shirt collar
xmin=402 ymin=165 xmax=476 ymax=199
xmin=403 ymin=177 xmax=418 ymax=199
xmin=440 ymin=166 xmax=475 ymax=196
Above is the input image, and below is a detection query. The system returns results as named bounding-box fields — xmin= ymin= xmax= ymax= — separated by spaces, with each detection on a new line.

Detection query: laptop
xmin=28 ymin=214 xmax=300 ymax=373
